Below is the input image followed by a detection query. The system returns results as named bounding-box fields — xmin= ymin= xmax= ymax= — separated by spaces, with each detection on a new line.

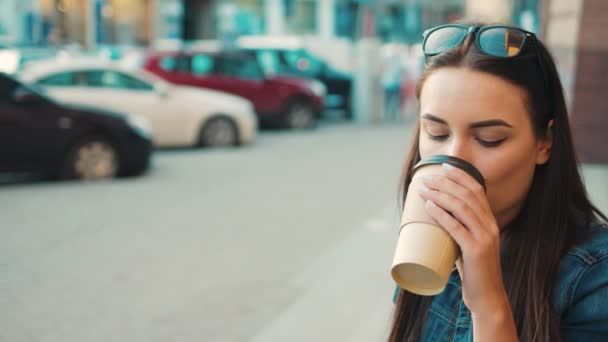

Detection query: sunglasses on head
xmin=422 ymin=24 xmax=539 ymax=58
xmin=422 ymin=24 xmax=553 ymax=118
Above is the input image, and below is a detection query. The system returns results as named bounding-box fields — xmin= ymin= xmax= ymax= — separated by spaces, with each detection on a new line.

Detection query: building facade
xmin=542 ymin=0 xmax=608 ymax=163
xmin=0 ymin=0 xmax=467 ymax=47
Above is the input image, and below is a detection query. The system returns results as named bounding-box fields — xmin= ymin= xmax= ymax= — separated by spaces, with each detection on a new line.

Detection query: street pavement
xmin=1 ymin=121 xmax=606 ymax=342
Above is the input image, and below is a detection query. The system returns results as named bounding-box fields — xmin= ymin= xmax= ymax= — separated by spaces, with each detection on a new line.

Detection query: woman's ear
xmin=536 ymin=119 xmax=554 ymax=165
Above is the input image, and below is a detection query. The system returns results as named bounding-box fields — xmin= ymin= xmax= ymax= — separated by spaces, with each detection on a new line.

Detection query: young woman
xmin=389 ymin=23 xmax=608 ymax=341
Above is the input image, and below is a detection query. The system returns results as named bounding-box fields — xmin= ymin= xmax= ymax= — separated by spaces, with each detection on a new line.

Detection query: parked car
xmin=19 ymin=59 xmax=257 ymax=148
xmin=143 ymin=49 xmax=325 ymax=129
xmin=236 ymin=36 xmax=353 ymax=119
xmin=0 ymin=72 xmax=151 ymax=180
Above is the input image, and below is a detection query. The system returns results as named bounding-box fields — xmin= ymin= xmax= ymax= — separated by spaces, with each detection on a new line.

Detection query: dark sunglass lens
xmin=424 ymin=26 xmax=467 ymax=55
xmin=479 ymin=28 xmax=526 ymax=57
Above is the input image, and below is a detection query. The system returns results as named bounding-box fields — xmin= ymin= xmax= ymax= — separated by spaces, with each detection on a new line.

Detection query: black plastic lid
xmin=411 ymin=155 xmax=486 ymax=192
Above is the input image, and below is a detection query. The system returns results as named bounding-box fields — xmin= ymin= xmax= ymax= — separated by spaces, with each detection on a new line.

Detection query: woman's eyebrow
xmin=422 ymin=113 xmax=513 ymax=128
xmin=469 ymin=120 xmax=513 ymax=129
xmin=421 ymin=113 xmax=447 ymax=125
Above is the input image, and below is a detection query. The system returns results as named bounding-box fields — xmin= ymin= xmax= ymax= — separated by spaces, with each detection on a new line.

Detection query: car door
xmin=0 ymin=75 xmax=76 ymax=172
xmin=184 ymin=53 xmax=227 ymax=90
xmin=213 ymin=55 xmax=269 ymax=112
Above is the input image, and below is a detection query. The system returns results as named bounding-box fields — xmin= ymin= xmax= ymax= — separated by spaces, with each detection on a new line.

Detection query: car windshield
xmin=84 ymin=70 xmax=155 ymax=90
xmin=19 ymin=82 xmax=55 ymax=103
xmin=37 ymin=66 xmax=164 ymax=91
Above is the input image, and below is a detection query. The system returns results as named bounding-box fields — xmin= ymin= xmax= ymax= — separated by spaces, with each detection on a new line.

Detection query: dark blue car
xmin=0 ymin=73 xmax=151 ymax=180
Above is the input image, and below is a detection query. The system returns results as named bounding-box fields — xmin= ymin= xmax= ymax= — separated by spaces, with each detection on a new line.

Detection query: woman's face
xmin=418 ymin=67 xmax=552 ymax=228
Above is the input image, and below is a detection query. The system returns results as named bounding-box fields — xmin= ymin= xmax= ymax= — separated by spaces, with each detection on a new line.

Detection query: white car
xmin=19 ymin=59 xmax=257 ymax=148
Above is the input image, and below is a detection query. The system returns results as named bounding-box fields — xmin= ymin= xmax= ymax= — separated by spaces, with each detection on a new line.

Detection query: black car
xmin=240 ymin=47 xmax=353 ymax=119
xmin=0 ymin=73 xmax=151 ymax=180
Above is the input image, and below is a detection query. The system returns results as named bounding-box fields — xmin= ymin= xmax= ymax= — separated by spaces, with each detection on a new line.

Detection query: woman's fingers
xmin=419 ymin=165 xmax=498 ymax=236
xmin=419 ymin=185 xmax=484 ymax=237
xmin=421 ymin=174 xmax=485 ymax=225
xmin=441 ymin=163 xmax=492 ymax=213
xmin=424 ymin=199 xmax=472 ymax=250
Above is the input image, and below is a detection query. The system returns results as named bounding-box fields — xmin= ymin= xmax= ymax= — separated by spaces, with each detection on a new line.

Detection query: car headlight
xmin=310 ymin=80 xmax=326 ymax=97
xmin=126 ymin=115 xmax=152 ymax=139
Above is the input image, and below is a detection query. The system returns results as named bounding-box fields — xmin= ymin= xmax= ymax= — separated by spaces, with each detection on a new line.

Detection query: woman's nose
xmin=445 ymin=139 xmax=472 ymax=162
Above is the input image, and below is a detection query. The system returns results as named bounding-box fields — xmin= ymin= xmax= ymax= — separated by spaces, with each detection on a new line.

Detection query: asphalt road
xmin=0 ymin=122 xmax=413 ymax=342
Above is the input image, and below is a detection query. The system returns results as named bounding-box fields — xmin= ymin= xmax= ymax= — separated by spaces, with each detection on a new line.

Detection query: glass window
xmin=160 ymin=56 xmax=177 ymax=71
xmin=175 ymin=56 xmax=190 ymax=72
xmin=84 ymin=70 xmax=153 ymax=91
xmin=219 ymin=57 xmax=264 ymax=80
xmin=284 ymin=0 xmax=317 ymax=35
xmin=0 ymin=75 xmax=51 ymax=104
xmin=37 ymin=72 xmax=78 ymax=86
xmin=160 ymin=55 xmax=190 ymax=73
xmin=0 ymin=74 xmax=18 ymax=103
xmin=97 ymin=0 xmax=152 ymax=45
xmin=255 ymin=50 xmax=279 ymax=74
xmin=190 ymin=54 xmax=214 ymax=76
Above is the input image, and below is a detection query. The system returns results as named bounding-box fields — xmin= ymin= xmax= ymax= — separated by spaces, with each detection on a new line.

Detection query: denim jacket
xmin=394 ymin=223 xmax=608 ymax=341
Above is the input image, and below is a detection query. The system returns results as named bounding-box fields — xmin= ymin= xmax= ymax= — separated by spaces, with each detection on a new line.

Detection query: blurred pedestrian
xmin=400 ymin=46 xmax=424 ymax=124
xmin=390 ymin=22 xmax=608 ymax=341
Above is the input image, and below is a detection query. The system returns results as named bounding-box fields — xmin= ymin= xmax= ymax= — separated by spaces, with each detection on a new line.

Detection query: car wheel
xmin=284 ymin=101 xmax=316 ymax=129
xmin=62 ymin=137 xmax=119 ymax=180
xmin=199 ymin=116 xmax=238 ymax=147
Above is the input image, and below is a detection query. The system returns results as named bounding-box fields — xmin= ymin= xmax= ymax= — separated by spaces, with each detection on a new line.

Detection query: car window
xmin=0 ymin=74 xmax=18 ymax=103
xmin=1 ymin=74 xmax=51 ymax=104
xmin=256 ymin=50 xmax=279 ymax=74
xmin=37 ymin=72 xmax=78 ymax=86
xmin=84 ymin=70 xmax=154 ymax=91
xmin=159 ymin=55 xmax=189 ymax=73
xmin=219 ymin=56 xmax=264 ymax=80
xmin=190 ymin=54 xmax=214 ymax=76
xmin=159 ymin=56 xmax=176 ymax=71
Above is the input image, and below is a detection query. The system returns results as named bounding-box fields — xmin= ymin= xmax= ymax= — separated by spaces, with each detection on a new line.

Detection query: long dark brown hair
xmin=389 ymin=24 xmax=608 ymax=341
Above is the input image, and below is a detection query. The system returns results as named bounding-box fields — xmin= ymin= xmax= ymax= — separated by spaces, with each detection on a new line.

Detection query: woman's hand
xmin=417 ymin=163 xmax=508 ymax=315
xmin=418 ymin=163 xmax=518 ymax=340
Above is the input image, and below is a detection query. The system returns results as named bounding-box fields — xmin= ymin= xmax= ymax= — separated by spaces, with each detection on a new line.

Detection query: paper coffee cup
xmin=391 ymin=155 xmax=485 ymax=296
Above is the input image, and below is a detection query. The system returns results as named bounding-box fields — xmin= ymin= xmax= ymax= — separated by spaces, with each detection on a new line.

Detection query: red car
xmin=143 ymin=50 xmax=326 ymax=129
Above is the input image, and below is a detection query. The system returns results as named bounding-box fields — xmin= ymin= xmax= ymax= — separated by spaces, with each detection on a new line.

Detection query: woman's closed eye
xmin=475 ymin=131 xmax=509 ymax=147
xmin=425 ymin=127 xmax=449 ymax=140
xmin=425 ymin=130 xmax=507 ymax=148
xmin=475 ymin=137 xmax=507 ymax=147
